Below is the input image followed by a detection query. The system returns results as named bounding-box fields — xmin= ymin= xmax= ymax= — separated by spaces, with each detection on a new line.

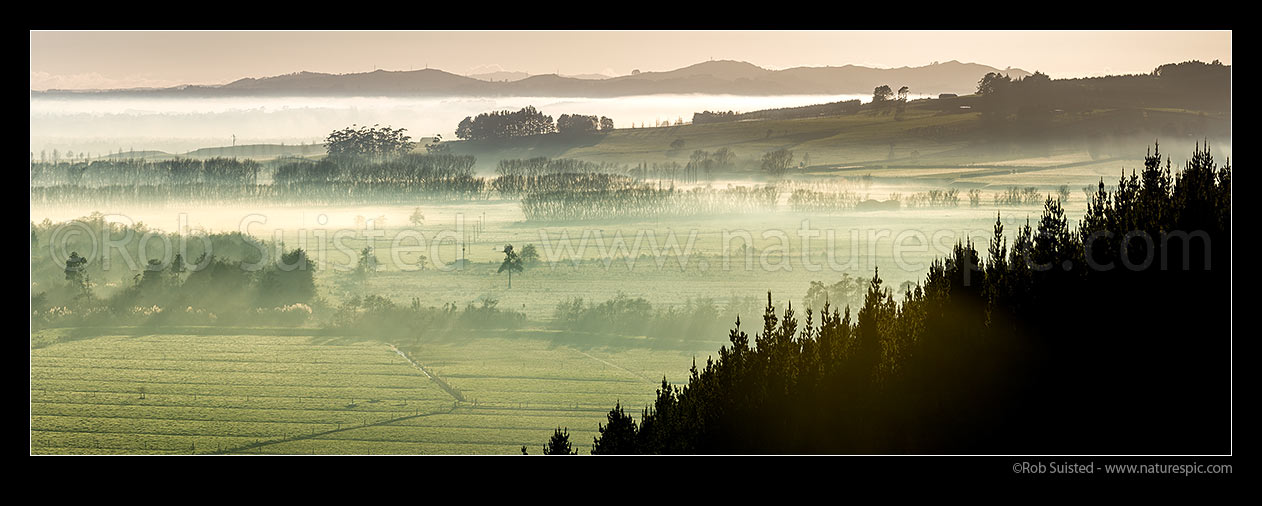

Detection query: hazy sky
xmin=30 ymin=30 xmax=1231 ymax=90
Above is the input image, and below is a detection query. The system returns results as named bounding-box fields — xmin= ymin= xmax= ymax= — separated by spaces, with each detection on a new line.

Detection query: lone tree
xmin=543 ymin=427 xmax=578 ymax=455
xmin=498 ymin=244 xmax=523 ymax=289
xmin=896 ymin=86 xmax=910 ymax=116
xmin=761 ymin=148 xmax=794 ymax=178
xmin=873 ymin=85 xmax=894 ymax=103
xmin=64 ymin=251 xmax=90 ymax=297
xmin=353 ymin=247 xmax=378 ymax=282
xmin=873 ymin=85 xmax=895 ymax=115
xmin=668 ymin=138 xmax=687 ymax=156
xmin=325 ymin=124 xmax=415 ymax=162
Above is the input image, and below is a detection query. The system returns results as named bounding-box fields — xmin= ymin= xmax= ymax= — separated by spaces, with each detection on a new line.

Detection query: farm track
xmin=207 ymin=408 xmax=455 ymax=455
xmin=390 ymin=345 xmax=466 ymax=402
xmin=573 ymin=349 xmax=654 ymax=384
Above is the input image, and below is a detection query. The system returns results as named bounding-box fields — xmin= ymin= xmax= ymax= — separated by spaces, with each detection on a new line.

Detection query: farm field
xmin=278 ymin=200 xmax=1090 ymax=317
xmin=29 ymin=103 xmax=1222 ymax=456
xmin=32 ymin=198 xmax=1082 ymax=317
xmin=30 ymin=331 xmax=706 ymax=454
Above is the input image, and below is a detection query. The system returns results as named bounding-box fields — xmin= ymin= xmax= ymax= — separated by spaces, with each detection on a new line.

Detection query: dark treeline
xmin=328 ymin=295 xmax=527 ymax=339
xmin=573 ymin=143 xmax=1229 ymax=454
xmin=30 ymin=157 xmax=261 ymax=187
xmin=30 ymin=213 xmax=272 ymax=302
xmin=978 ymin=61 xmax=1230 ymax=118
xmin=270 ymin=154 xmax=486 ymax=200
xmin=901 ymin=188 xmax=961 ymax=208
xmin=31 ymin=182 xmax=490 ymax=207
xmin=788 ymin=188 xmax=862 ymax=213
xmin=31 ymin=184 xmax=278 ymax=207
xmin=970 ymin=61 xmax=1230 ymax=157
xmin=557 ymin=114 xmax=615 ymax=135
xmin=32 ymin=230 xmax=320 ymax=328
xmin=497 ymin=171 xmax=637 ymax=198
xmin=325 ymin=124 xmax=415 ymax=163
xmin=992 ymin=186 xmax=1044 ymax=206
xmin=30 ymin=154 xmax=487 ymax=205
xmin=456 ymin=106 xmax=614 ymax=141
xmin=682 ymin=148 xmax=736 ymax=183
xmin=788 ymin=188 xmax=963 ymax=213
xmin=692 ymin=99 xmax=862 ymax=125
xmin=265 ymin=153 xmax=475 ymax=184
xmin=29 ymin=213 xmax=525 ymax=332
xmin=552 ymin=294 xmax=766 ymax=344
xmin=787 ymin=185 xmax=1054 ymax=214
xmin=31 ymin=154 xmax=684 ymax=207
xmin=495 ymin=157 xmax=614 ymax=177
xmin=521 ymin=184 xmax=780 ymax=222
xmin=456 ymin=106 xmax=555 ymax=140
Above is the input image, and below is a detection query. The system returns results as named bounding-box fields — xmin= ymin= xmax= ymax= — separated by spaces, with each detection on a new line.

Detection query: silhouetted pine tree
xmin=543 ymin=427 xmax=577 ymax=455
xmin=590 ymin=402 xmax=638 ymax=454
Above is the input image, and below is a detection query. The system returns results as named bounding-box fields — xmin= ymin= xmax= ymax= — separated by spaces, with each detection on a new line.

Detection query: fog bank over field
xmin=31 ymin=94 xmax=937 ymax=155
xmin=28 ymin=44 xmax=1232 ymax=456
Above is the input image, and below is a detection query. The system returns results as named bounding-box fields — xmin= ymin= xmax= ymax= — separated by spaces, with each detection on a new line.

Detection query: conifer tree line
xmin=521 ymin=185 xmax=779 ymax=222
xmin=556 ymin=143 xmax=1230 ymax=454
xmin=273 ymin=153 xmax=476 ymax=185
xmin=30 ymin=157 xmax=262 ymax=187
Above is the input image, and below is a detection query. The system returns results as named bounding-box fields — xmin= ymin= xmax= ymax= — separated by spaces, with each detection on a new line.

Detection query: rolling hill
xmin=33 ymin=60 xmax=1031 ymax=98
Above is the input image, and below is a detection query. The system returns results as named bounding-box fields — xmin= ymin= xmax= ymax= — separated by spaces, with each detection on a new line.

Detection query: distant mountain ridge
xmin=34 ymin=60 xmax=1032 ymax=98
xmin=467 ymin=71 xmax=532 ymax=82
xmin=467 ymin=71 xmax=612 ymax=82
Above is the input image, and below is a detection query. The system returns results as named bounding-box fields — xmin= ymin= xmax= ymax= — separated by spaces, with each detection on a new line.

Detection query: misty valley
xmin=30 ymin=53 xmax=1231 ymax=456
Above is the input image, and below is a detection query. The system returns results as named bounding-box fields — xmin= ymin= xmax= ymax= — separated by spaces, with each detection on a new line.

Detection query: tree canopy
xmin=872 ymin=85 xmax=894 ymax=102
xmin=761 ymin=148 xmax=794 ymax=177
xmin=498 ymin=244 xmax=524 ymax=288
xmin=542 ymin=427 xmax=578 ymax=455
xmin=325 ymin=124 xmax=415 ymax=162
xmin=557 ymin=114 xmax=599 ymax=135
xmin=456 ymin=106 xmax=556 ymax=140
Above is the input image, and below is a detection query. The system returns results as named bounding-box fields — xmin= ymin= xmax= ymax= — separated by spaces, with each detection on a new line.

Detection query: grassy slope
xmin=448 ymin=100 xmax=1230 ymax=176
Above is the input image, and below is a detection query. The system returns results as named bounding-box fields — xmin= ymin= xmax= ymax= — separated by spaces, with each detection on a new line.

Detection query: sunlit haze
xmin=29 ymin=28 xmax=1232 ymax=460
xmin=30 ymin=30 xmax=1230 ymax=90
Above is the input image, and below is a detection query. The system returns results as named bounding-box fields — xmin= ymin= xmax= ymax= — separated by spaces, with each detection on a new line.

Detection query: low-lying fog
xmin=30 ymin=93 xmax=935 ymax=155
